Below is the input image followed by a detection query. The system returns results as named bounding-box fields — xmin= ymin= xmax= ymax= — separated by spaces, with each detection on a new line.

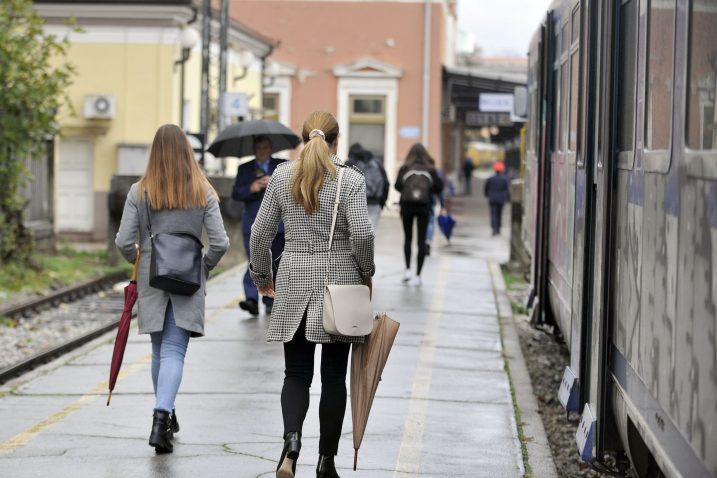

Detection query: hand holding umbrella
xmin=107 ymin=246 xmax=140 ymax=406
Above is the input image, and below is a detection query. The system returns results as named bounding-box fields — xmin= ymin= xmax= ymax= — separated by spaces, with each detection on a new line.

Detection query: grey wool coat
xmin=250 ymin=155 xmax=375 ymax=344
xmin=115 ymin=182 xmax=229 ymax=337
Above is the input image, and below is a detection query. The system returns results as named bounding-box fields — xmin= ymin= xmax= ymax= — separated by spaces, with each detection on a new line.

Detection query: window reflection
xmin=687 ymin=0 xmax=717 ymax=150
xmin=618 ymin=0 xmax=638 ymax=152
xmin=646 ymin=0 xmax=675 ymax=151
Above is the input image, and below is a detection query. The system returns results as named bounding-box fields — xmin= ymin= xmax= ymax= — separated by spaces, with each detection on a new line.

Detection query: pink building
xmin=231 ymin=0 xmax=457 ymax=183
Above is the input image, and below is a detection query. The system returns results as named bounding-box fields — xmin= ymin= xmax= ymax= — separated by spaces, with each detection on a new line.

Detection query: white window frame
xmin=337 ymin=77 xmax=398 ymax=185
xmin=265 ymin=76 xmax=292 ymax=159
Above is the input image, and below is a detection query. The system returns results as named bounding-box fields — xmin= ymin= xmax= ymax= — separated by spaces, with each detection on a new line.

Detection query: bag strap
xmin=143 ymin=189 xmax=153 ymax=238
xmin=324 ymin=166 xmax=344 ymax=285
xmin=327 ymin=166 xmax=344 ymax=251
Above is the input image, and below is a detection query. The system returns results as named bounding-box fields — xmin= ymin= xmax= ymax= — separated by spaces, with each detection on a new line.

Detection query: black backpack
xmin=401 ymin=166 xmax=433 ymax=205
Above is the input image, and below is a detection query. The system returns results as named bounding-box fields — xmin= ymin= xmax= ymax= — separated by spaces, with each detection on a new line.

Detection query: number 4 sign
xmin=223 ymin=92 xmax=249 ymax=117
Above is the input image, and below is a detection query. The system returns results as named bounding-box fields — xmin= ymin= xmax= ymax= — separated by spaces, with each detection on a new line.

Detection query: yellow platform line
xmin=0 ymin=295 xmax=241 ymax=455
xmin=393 ymin=259 xmax=449 ymax=475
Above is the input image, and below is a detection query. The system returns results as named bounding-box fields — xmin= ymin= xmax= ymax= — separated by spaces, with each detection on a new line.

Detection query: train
xmin=521 ymin=0 xmax=716 ymax=476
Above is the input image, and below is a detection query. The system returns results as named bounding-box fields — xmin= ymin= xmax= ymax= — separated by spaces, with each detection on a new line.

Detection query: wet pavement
xmin=0 ymin=180 xmax=544 ymax=477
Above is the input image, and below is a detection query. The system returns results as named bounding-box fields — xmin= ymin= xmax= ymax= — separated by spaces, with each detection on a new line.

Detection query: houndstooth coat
xmin=249 ymin=155 xmax=375 ymax=343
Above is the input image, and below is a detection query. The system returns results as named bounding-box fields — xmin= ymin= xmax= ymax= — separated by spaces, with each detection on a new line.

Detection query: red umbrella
xmin=107 ymin=247 xmax=140 ymax=406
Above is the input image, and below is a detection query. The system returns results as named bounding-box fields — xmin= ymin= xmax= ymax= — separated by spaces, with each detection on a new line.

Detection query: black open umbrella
xmin=206 ymin=119 xmax=301 ymax=157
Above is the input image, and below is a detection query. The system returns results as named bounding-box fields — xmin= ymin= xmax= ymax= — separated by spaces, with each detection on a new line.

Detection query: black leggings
xmin=282 ymin=316 xmax=350 ymax=456
xmin=401 ymin=212 xmax=429 ymax=275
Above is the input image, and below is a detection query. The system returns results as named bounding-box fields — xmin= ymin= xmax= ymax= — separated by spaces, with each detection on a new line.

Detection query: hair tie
xmin=308 ymin=129 xmax=325 ymax=140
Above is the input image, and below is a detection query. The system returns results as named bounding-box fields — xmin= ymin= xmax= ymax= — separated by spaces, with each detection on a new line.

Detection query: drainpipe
xmin=218 ymin=0 xmax=228 ymax=133
xmin=421 ymin=0 xmax=431 ymax=147
xmin=200 ymin=0 xmax=211 ymax=144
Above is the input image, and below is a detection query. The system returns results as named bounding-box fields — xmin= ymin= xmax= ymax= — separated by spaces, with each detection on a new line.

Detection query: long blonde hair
xmin=291 ymin=111 xmax=339 ymax=214
xmin=139 ymin=124 xmax=218 ymax=209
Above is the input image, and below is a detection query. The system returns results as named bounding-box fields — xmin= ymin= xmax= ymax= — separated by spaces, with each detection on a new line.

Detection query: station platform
xmin=0 ymin=181 xmax=553 ymax=477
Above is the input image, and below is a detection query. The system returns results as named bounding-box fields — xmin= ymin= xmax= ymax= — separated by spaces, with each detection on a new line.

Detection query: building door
xmin=56 ymin=138 xmax=94 ymax=233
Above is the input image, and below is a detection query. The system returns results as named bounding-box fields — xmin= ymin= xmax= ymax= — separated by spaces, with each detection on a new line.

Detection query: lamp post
xmin=263 ymin=60 xmax=280 ymax=88
xmin=176 ymin=27 xmax=200 ymax=130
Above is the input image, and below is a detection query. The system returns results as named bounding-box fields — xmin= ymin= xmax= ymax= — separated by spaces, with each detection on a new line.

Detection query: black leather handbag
xmin=144 ymin=190 xmax=203 ymax=296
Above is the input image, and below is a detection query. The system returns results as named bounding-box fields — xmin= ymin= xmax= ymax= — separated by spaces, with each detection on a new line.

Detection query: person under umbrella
xmin=232 ymin=135 xmax=287 ymax=316
xmin=115 ymin=124 xmax=229 ymax=454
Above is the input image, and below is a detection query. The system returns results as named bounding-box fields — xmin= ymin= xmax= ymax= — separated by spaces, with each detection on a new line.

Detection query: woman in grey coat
xmin=115 ymin=124 xmax=229 ymax=454
xmin=250 ymin=111 xmax=375 ymax=478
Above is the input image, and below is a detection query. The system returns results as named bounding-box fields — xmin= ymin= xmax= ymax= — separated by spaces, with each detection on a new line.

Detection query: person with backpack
xmin=394 ymin=143 xmax=444 ymax=286
xmin=346 ymin=143 xmax=389 ymax=230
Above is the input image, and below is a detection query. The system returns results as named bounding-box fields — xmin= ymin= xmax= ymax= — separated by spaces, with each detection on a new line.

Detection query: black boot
xmin=316 ymin=454 xmax=340 ymax=478
xmin=148 ymin=410 xmax=173 ymax=453
xmin=171 ymin=409 xmax=180 ymax=434
xmin=276 ymin=431 xmax=301 ymax=478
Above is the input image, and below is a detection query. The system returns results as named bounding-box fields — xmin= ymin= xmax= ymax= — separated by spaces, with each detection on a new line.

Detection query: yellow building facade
xmin=36 ymin=1 xmax=274 ymax=240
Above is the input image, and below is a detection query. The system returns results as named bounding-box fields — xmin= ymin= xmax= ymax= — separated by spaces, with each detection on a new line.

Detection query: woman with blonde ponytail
xmin=250 ymin=111 xmax=375 ymax=478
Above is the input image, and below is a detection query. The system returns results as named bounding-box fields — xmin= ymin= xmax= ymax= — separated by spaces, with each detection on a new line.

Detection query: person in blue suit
xmin=484 ymin=161 xmax=510 ymax=236
xmin=232 ymin=135 xmax=286 ymax=316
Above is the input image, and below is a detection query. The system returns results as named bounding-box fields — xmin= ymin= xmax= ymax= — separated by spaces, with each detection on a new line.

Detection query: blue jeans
xmin=150 ymin=302 xmax=190 ymax=413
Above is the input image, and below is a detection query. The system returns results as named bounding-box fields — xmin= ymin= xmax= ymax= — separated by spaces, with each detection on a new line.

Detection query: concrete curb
xmin=488 ymin=260 xmax=558 ymax=478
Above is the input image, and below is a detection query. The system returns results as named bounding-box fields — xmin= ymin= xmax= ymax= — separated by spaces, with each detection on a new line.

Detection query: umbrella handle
xmin=131 ymin=246 xmax=141 ymax=282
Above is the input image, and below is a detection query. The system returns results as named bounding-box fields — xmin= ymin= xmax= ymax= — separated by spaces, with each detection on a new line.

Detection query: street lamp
xmin=263 ymin=60 xmax=281 ymax=87
xmin=232 ymin=50 xmax=256 ymax=84
xmin=176 ymin=27 xmax=200 ymax=129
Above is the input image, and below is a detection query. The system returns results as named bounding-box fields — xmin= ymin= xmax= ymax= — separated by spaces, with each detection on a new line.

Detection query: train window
xmin=686 ymin=0 xmax=717 ymax=151
xmin=569 ymin=51 xmax=580 ymax=151
xmin=562 ymin=23 xmax=570 ymax=54
xmin=617 ymin=0 xmax=639 ymax=155
xmin=645 ymin=0 xmax=676 ymax=152
xmin=571 ymin=7 xmax=580 ymax=44
xmin=561 ymin=63 xmax=570 ymax=150
xmin=554 ymin=31 xmax=562 ymax=151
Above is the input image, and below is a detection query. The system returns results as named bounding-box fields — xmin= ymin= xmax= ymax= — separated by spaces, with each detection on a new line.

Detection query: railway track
xmin=0 ymin=271 xmax=129 ymax=321
xmin=0 ymin=272 xmax=132 ymax=385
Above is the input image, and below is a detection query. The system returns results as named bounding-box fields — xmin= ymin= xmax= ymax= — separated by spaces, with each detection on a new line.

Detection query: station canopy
xmin=443 ymin=66 xmax=527 ymax=144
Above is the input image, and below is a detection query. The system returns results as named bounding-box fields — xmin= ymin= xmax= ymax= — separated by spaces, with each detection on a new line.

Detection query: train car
xmin=522 ymin=0 xmax=716 ymax=476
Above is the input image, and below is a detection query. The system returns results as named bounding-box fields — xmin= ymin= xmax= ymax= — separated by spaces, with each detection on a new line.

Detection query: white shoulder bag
xmin=322 ymin=167 xmax=374 ymax=337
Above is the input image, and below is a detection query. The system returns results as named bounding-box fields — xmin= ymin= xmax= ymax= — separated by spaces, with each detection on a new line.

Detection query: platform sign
xmin=479 ymin=93 xmax=514 ymax=113
xmin=576 ymin=404 xmax=596 ymax=462
xmin=558 ymin=366 xmax=579 ymax=412
xmin=465 ymin=111 xmax=513 ymax=127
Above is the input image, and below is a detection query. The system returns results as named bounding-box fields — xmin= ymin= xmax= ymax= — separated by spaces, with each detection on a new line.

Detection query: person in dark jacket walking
xmin=395 ymin=143 xmax=444 ymax=286
xmin=346 ymin=142 xmax=389 ymax=230
xmin=484 ymin=161 xmax=510 ymax=236
xmin=463 ymin=155 xmax=475 ymax=195
xmin=232 ymin=135 xmax=286 ymax=316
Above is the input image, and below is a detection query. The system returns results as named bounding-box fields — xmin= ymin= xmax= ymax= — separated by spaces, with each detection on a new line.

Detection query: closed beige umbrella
xmin=350 ymin=313 xmax=400 ymax=470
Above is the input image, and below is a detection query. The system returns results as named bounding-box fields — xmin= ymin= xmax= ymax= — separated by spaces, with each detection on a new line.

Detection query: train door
xmin=579 ymin=0 xmax=623 ymax=464
xmin=531 ymin=10 xmax=556 ymax=328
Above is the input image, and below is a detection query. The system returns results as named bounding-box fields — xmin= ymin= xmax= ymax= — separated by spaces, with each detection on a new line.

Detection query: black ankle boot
xmin=316 ymin=454 xmax=340 ymax=478
xmin=148 ymin=410 xmax=173 ymax=453
xmin=171 ymin=409 xmax=179 ymax=434
xmin=276 ymin=432 xmax=301 ymax=478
